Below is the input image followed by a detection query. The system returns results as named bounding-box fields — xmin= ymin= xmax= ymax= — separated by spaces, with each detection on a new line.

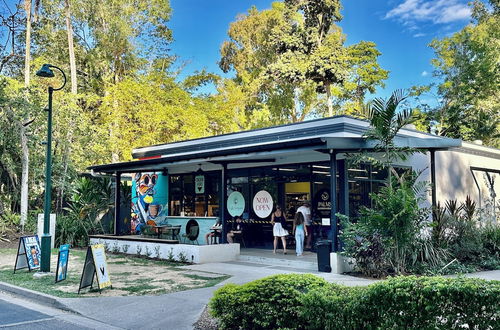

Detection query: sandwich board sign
xmin=55 ymin=244 xmax=70 ymax=283
xmin=14 ymin=236 xmax=41 ymax=273
xmin=78 ymin=244 xmax=112 ymax=293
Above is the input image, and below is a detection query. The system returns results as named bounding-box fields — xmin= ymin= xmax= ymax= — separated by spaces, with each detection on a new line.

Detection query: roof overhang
xmin=322 ymin=136 xmax=462 ymax=151
xmin=88 ymin=137 xmax=327 ymax=174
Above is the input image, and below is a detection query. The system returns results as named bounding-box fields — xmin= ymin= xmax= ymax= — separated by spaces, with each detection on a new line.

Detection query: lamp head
xmin=36 ymin=64 xmax=55 ymax=78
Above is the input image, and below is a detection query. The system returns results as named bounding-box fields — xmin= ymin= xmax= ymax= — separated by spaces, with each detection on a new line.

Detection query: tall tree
xmin=220 ymin=0 xmax=387 ymax=122
xmin=65 ymin=0 xmax=77 ymax=94
xmin=429 ymin=0 xmax=499 ymax=146
xmin=20 ymin=0 xmax=40 ymax=230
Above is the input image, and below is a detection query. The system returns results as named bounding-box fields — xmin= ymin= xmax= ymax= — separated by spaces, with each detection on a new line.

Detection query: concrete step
xmin=237 ymin=254 xmax=318 ymax=271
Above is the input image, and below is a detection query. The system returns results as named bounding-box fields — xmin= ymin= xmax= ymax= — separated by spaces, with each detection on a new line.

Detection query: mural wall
xmin=131 ymin=172 xmax=168 ymax=234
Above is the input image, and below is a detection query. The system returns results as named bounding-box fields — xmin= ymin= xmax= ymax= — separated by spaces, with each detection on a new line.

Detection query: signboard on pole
xmin=227 ymin=191 xmax=245 ymax=217
xmin=253 ymin=190 xmax=273 ymax=218
xmin=195 ymin=175 xmax=205 ymax=194
xmin=78 ymin=244 xmax=112 ymax=294
xmin=55 ymin=244 xmax=70 ymax=283
xmin=14 ymin=236 xmax=41 ymax=273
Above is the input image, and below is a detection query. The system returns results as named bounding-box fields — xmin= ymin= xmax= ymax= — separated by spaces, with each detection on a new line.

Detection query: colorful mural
xmin=131 ymin=172 xmax=168 ymax=234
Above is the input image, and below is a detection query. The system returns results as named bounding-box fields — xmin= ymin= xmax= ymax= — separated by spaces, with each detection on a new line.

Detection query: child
xmin=293 ymin=212 xmax=307 ymax=256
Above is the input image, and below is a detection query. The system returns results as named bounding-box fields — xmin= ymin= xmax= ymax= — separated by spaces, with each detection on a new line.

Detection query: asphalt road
xmin=0 ymin=293 xmax=119 ymax=330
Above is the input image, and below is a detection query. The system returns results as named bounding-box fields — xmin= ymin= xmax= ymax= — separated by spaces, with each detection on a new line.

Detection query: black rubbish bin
xmin=316 ymin=240 xmax=332 ymax=272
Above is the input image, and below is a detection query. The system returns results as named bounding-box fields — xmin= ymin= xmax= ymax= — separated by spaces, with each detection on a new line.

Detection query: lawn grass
xmin=0 ymin=248 xmax=229 ymax=298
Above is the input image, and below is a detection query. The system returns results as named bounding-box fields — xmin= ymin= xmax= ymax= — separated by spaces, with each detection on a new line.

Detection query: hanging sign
xmin=253 ymin=190 xmax=273 ymax=218
xmin=55 ymin=244 xmax=70 ymax=283
xmin=195 ymin=175 xmax=205 ymax=194
xmin=227 ymin=191 xmax=245 ymax=217
xmin=14 ymin=236 xmax=41 ymax=273
xmin=78 ymin=244 xmax=112 ymax=294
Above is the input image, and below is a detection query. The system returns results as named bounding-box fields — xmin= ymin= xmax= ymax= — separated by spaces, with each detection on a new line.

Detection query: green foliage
xmin=340 ymin=175 xmax=434 ymax=275
xmin=210 ymin=274 xmax=500 ymax=330
xmin=219 ymin=1 xmax=388 ymax=122
xmin=431 ymin=197 xmax=500 ymax=271
xmin=56 ymin=177 xmax=112 ymax=247
xmin=428 ymin=0 xmax=499 ymax=147
xmin=210 ymin=274 xmax=328 ymax=330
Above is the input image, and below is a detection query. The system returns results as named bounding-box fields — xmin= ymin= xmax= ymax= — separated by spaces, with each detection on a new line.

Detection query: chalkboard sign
xmin=78 ymin=244 xmax=112 ymax=294
xmin=14 ymin=236 xmax=41 ymax=273
xmin=55 ymin=244 xmax=70 ymax=283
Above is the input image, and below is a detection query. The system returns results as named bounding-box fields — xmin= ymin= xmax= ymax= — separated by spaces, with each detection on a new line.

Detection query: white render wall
xmin=89 ymin=237 xmax=240 ymax=264
xmin=404 ymin=144 xmax=500 ymax=210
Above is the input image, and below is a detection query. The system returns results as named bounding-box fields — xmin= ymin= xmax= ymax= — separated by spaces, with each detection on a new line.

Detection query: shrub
xmin=300 ymin=284 xmax=369 ymax=329
xmin=210 ymin=274 xmax=328 ymax=330
xmin=362 ymin=276 xmax=500 ymax=329
xmin=211 ymin=274 xmax=500 ymax=330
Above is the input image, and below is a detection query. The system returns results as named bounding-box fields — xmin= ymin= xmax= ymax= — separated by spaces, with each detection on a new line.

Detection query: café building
xmin=88 ymin=116 xmax=500 ymax=272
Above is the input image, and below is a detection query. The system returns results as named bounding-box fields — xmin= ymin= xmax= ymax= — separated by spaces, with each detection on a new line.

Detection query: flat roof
xmin=89 ymin=115 xmax=463 ymax=174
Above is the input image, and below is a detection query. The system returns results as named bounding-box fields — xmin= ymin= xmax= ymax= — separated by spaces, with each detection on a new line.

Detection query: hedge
xmin=210 ymin=274 xmax=500 ymax=330
xmin=209 ymin=274 xmax=328 ymax=329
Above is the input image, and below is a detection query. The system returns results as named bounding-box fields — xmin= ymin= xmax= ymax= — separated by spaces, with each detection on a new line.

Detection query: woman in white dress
xmin=271 ymin=205 xmax=288 ymax=254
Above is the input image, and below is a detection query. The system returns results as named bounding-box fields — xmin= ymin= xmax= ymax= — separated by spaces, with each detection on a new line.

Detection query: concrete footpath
xmin=1 ymin=262 xmax=499 ymax=330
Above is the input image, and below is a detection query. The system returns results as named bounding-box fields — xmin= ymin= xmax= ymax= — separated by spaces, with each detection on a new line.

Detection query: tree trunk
xmin=292 ymin=87 xmax=300 ymax=123
xmin=65 ymin=0 xmax=77 ymax=94
xmin=325 ymin=81 xmax=333 ymax=117
xmin=20 ymin=0 xmax=32 ymax=231
xmin=57 ymin=0 xmax=77 ymax=211
xmin=24 ymin=0 xmax=31 ymax=86
xmin=20 ymin=124 xmax=29 ymax=232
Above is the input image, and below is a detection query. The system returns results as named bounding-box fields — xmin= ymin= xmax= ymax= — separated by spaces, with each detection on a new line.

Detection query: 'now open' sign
xmin=253 ymin=190 xmax=273 ymax=218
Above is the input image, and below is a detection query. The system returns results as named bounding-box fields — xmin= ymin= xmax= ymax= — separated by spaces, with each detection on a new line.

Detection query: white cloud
xmin=386 ymin=0 xmax=471 ymax=25
xmin=421 ymin=71 xmax=429 ymax=77
xmin=413 ymin=33 xmax=426 ymax=37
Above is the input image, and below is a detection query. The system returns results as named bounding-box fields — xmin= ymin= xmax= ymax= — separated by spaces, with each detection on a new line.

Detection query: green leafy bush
xmin=210 ymin=274 xmax=328 ymax=330
xmin=210 ymin=274 xmax=500 ymax=330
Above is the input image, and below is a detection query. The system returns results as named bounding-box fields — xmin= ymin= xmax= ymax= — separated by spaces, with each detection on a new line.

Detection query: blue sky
xmin=168 ymin=0 xmax=473 ymax=100
xmin=1 ymin=0 xmax=473 ymax=101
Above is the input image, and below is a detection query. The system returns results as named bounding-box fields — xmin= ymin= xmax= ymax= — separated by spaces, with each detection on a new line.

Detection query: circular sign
xmin=227 ymin=191 xmax=245 ymax=217
xmin=253 ymin=190 xmax=273 ymax=218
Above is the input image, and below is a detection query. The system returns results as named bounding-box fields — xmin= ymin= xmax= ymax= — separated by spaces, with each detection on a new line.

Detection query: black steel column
xmin=220 ymin=164 xmax=227 ymax=243
xmin=114 ymin=172 xmax=121 ymax=236
xmin=338 ymin=159 xmax=349 ymax=216
xmin=430 ymin=150 xmax=437 ymax=217
xmin=330 ymin=151 xmax=338 ymax=252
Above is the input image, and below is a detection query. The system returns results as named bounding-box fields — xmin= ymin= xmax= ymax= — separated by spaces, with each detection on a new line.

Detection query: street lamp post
xmin=36 ymin=64 xmax=66 ymax=272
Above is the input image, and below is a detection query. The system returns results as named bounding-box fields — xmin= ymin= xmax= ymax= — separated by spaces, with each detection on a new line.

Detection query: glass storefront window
xmin=169 ymin=172 xmax=220 ymax=217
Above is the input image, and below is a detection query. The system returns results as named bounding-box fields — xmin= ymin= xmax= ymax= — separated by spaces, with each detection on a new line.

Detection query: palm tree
xmin=363 ymin=89 xmax=415 ymax=188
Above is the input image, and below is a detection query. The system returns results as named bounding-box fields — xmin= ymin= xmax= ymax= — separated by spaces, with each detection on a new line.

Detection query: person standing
xmin=293 ymin=212 xmax=307 ymax=256
xmin=297 ymin=202 xmax=312 ymax=250
xmin=271 ymin=205 xmax=288 ymax=254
